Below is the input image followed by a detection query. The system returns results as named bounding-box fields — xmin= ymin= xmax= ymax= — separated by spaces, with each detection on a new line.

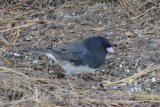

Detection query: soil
xmin=0 ymin=0 xmax=160 ymax=106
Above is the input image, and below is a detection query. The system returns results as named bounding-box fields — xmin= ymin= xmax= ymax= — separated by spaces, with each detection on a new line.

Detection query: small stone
xmin=152 ymin=77 xmax=156 ymax=82
xmin=91 ymin=86 xmax=96 ymax=89
xmin=33 ymin=60 xmax=38 ymax=63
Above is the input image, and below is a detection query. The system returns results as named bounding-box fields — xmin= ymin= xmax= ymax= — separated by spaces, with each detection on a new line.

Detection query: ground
xmin=0 ymin=0 xmax=160 ymax=107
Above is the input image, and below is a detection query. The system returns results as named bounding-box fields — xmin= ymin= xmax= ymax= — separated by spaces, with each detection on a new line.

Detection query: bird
xmin=24 ymin=35 xmax=114 ymax=78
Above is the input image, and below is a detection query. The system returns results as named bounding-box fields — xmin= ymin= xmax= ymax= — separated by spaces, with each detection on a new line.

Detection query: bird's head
xmin=84 ymin=35 xmax=114 ymax=54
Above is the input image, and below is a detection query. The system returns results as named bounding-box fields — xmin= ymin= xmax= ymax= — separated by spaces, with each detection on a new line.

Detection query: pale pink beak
xmin=106 ymin=47 xmax=114 ymax=53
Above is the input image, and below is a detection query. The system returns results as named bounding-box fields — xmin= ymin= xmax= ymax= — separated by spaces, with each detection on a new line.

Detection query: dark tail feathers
xmin=23 ymin=48 xmax=49 ymax=54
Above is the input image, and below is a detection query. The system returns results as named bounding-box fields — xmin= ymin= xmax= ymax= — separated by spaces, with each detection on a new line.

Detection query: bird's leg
xmin=65 ymin=72 xmax=77 ymax=80
xmin=81 ymin=73 xmax=97 ymax=80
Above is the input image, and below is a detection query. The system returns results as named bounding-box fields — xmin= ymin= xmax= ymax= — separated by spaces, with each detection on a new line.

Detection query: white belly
xmin=46 ymin=53 xmax=97 ymax=75
xmin=61 ymin=62 xmax=97 ymax=75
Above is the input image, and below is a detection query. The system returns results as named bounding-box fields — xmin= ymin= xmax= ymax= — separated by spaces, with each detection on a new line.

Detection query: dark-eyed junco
xmin=24 ymin=35 xmax=114 ymax=77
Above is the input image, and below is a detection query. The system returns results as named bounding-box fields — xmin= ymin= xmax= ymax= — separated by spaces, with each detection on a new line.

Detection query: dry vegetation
xmin=0 ymin=0 xmax=160 ymax=106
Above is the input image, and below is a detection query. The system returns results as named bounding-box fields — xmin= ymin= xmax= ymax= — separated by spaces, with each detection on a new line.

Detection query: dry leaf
xmin=125 ymin=31 xmax=137 ymax=37
xmin=4 ymin=57 xmax=12 ymax=65
xmin=142 ymin=30 xmax=155 ymax=35
xmin=92 ymin=27 xmax=105 ymax=31
xmin=155 ymin=25 xmax=160 ymax=30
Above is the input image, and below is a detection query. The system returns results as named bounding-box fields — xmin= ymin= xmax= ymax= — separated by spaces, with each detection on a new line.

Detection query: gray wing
xmin=24 ymin=44 xmax=93 ymax=66
xmin=48 ymin=44 xmax=91 ymax=66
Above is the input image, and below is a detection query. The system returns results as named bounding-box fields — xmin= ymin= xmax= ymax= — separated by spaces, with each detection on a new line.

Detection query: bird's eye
xmin=102 ymin=42 xmax=107 ymax=48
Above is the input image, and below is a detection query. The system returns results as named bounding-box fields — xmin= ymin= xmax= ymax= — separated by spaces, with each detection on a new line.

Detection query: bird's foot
xmin=65 ymin=73 xmax=78 ymax=80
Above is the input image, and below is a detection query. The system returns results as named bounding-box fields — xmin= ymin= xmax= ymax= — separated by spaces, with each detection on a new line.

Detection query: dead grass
xmin=0 ymin=0 xmax=160 ymax=106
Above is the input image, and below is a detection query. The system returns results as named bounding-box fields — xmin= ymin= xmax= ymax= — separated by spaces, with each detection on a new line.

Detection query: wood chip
xmin=92 ymin=26 xmax=105 ymax=31
xmin=125 ymin=31 xmax=137 ymax=37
